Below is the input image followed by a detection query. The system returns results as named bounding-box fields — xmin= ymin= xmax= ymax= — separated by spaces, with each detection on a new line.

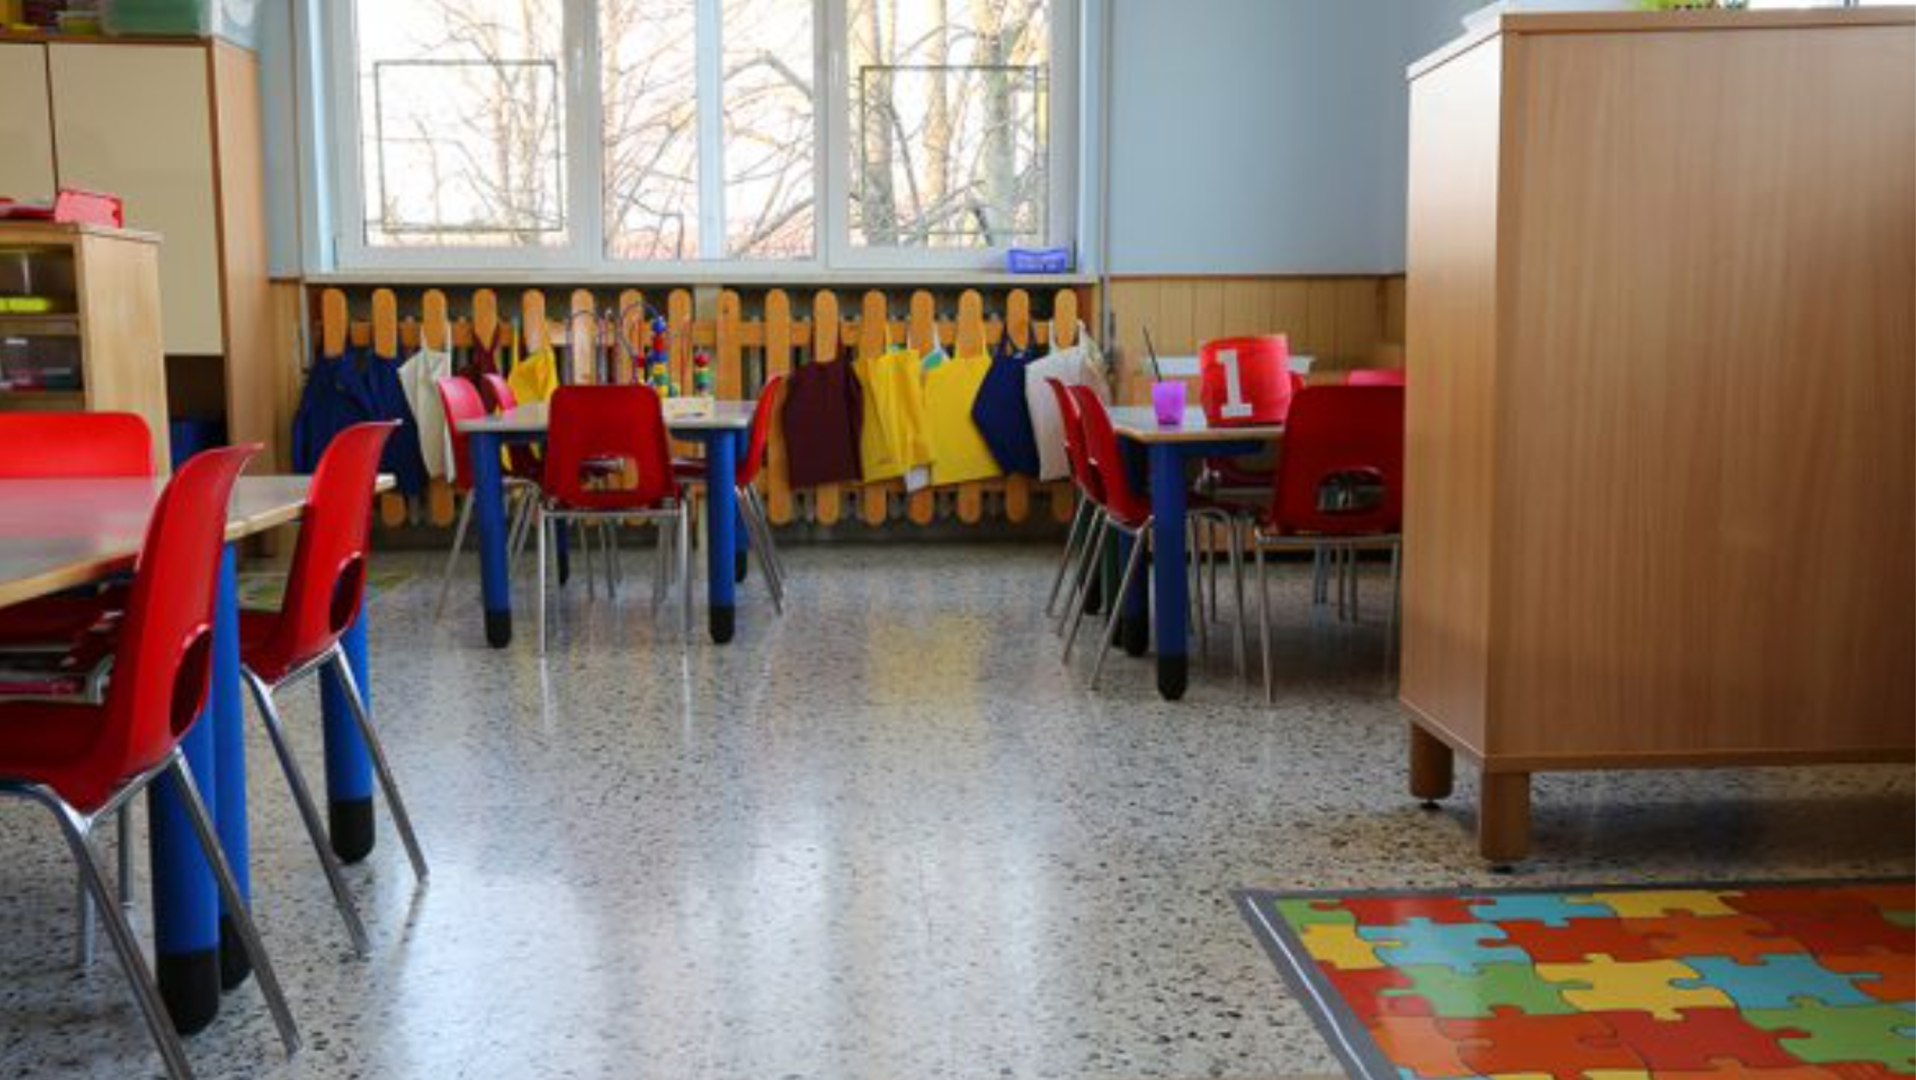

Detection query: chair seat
xmin=0 ymin=589 xmax=127 ymax=648
xmin=544 ymin=487 xmax=685 ymax=515
xmin=238 ymin=609 xmax=309 ymax=685
xmin=0 ymin=698 xmax=118 ymax=811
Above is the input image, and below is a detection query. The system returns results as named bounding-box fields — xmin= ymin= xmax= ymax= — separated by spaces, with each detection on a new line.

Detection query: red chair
xmin=0 ymin=412 xmax=154 ymax=649
xmin=1346 ymin=368 xmax=1406 ymax=387
xmin=0 ymin=445 xmax=302 ymax=1080
xmin=672 ymin=375 xmax=788 ymax=614
xmin=1044 ymin=377 xmax=1105 ymax=628
xmin=1248 ymin=385 xmax=1405 ymax=700
xmin=433 ymin=376 xmax=540 ymax=619
xmin=1059 ymin=385 xmax=1164 ymax=686
xmin=536 ymin=386 xmax=692 ymax=651
xmin=238 ymin=422 xmax=427 ymax=954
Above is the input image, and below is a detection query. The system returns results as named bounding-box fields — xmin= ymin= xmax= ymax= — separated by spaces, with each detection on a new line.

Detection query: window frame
xmin=324 ymin=0 xmax=1077 ymax=274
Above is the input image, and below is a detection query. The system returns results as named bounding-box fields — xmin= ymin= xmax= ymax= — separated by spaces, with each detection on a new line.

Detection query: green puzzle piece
xmin=1744 ymin=999 xmax=1916 ymax=1070
xmin=1275 ymin=898 xmax=1356 ymax=929
xmin=1884 ymin=909 xmax=1916 ymax=929
xmin=1381 ymin=962 xmax=1579 ymax=1018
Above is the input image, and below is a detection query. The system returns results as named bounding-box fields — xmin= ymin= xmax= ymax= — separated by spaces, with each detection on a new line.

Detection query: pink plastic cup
xmin=1152 ymin=381 xmax=1186 ymax=426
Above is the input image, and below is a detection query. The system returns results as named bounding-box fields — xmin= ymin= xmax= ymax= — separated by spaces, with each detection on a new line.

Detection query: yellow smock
xmin=854 ymin=346 xmax=934 ymax=484
xmin=924 ymin=352 xmax=1001 ymax=486
xmin=508 ymin=346 xmax=560 ymax=404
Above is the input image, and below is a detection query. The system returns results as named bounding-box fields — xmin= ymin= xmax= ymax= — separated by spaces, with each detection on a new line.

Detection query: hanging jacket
xmin=1024 ymin=330 xmax=1113 ymax=481
xmin=782 ymin=354 xmax=863 ymax=489
xmin=292 ymin=349 xmax=378 ymax=475
xmin=925 ymin=351 xmax=1001 ymax=486
xmin=853 ymin=346 xmax=934 ymax=485
xmin=357 ymin=348 xmax=432 ymax=497
xmin=508 ymin=345 xmax=561 ymax=404
xmin=397 ymin=343 xmax=454 ymax=480
xmin=463 ymin=325 xmax=509 ymax=410
xmin=970 ymin=334 xmax=1043 ymax=478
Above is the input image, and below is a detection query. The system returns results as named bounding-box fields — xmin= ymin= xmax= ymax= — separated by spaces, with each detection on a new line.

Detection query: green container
xmin=102 ymin=0 xmax=259 ymax=46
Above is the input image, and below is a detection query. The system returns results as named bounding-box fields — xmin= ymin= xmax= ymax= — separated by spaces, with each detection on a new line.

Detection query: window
xmin=844 ymin=0 xmax=1052 ymax=251
xmin=326 ymin=1 xmax=1074 ymax=271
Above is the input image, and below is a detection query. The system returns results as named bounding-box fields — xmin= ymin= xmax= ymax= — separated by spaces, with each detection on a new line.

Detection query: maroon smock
xmin=781 ymin=354 xmax=864 ymax=489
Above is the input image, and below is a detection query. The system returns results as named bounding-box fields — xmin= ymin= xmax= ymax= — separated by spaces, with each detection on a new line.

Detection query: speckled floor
xmin=1 ymin=543 xmax=1910 ymax=1080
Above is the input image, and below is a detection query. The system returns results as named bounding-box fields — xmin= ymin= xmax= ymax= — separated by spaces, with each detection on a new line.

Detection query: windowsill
xmin=295 ymin=266 xmax=1098 ymax=290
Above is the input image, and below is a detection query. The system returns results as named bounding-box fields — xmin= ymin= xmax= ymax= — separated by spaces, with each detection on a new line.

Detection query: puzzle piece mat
xmin=1236 ymin=880 xmax=1915 ymax=1080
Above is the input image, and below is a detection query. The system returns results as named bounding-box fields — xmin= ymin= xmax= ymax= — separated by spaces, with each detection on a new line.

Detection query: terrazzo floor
xmin=1 ymin=543 xmax=1910 ymax=1080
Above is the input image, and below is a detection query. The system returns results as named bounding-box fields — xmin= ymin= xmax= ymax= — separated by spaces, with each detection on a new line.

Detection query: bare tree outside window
xmin=848 ymin=0 xmax=1050 ymax=249
xmin=601 ymin=0 xmax=700 ymax=260
xmin=721 ymin=0 xmax=815 ymax=259
xmin=355 ymin=0 xmax=568 ymax=247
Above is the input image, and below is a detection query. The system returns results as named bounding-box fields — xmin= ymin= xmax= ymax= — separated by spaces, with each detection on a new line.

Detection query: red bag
xmin=1199 ymin=335 xmax=1293 ymax=426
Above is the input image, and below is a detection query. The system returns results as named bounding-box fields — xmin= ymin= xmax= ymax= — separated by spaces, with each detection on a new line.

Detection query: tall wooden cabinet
xmin=0 ymin=33 xmax=272 ymax=465
xmin=1400 ymin=8 xmax=1916 ymax=861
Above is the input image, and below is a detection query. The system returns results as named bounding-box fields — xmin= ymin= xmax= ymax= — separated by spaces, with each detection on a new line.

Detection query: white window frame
xmin=322 ymin=0 xmax=1078 ymax=274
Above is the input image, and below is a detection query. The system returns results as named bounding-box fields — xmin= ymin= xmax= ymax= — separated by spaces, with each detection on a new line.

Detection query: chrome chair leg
xmin=45 ymin=797 xmax=196 ymax=1080
xmin=1257 ymin=545 xmax=1276 ymax=703
xmin=75 ymin=863 xmax=95 ymax=967
xmin=1226 ymin=518 xmax=1248 ymax=682
xmin=168 ymin=755 xmax=301 ymax=1057
xmin=432 ymin=493 xmax=475 ymax=621
xmin=243 ymin=670 xmax=370 ymax=956
xmin=1060 ymin=515 xmax=1109 ymax=656
xmin=751 ymin=488 xmax=788 ymax=581
xmin=1092 ymin=523 xmax=1151 ymax=688
xmin=1057 ymin=511 xmax=1107 ymax=638
xmin=327 ymin=649 xmax=429 ymax=881
xmin=651 ymin=519 xmax=668 ymax=616
xmin=1186 ymin=518 xmax=1209 ymax=663
xmin=678 ymin=505 xmax=693 ymax=641
xmin=1312 ymin=547 xmax=1329 ymax=606
xmin=742 ymin=496 xmax=784 ymax=615
xmin=536 ymin=508 xmax=549 ymax=654
xmin=1045 ymin=498 xmax=1092 ymax=618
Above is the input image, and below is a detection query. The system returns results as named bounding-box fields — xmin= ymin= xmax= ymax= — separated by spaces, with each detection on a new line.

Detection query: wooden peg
xmin=320 ymin=288 xmax=349 ymax=357
xmin=422 ymin=290 xmax=450 ymax=351
xmin=371 ymin=289 xmax=399 ymax=357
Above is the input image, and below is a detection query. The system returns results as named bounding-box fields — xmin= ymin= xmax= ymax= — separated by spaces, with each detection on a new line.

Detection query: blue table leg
xmin=208 ymin=546 xmax=252 ymax=990
xmin=1121 ymin=441 xmax=1150 ymax=657
xmin=471 ymin=431 xmax=512 ymax=647
xmin=704 ymin=430 xmax=739 ymax=644
xmin=1149 ymin=443 xmax=1190 ymax=700
xmin=151 ymin=551 xmax=228 ymax=1033
xmin=319 ymin=606 xmax=375 ymax=863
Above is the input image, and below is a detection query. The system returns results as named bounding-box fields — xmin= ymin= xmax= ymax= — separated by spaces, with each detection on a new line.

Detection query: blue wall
xmin=1105 ymin=0 xmax=1476 ymax=275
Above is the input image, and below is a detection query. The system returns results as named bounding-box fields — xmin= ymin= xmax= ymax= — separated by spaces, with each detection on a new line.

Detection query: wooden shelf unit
xmin=0 ymin=223 xmax=169 ymax=464
xmin=1400 ymin=8 xmax=1916 ymax=861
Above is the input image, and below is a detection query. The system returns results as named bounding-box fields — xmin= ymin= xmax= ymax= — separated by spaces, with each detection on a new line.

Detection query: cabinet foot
xmin=1409 ymin=724 xmax=1454 ymax=801
xmin=1479 ymin=771 xmax=1531 ymax=864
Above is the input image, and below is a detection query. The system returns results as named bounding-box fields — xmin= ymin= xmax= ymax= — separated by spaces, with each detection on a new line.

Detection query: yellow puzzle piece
xmin=1571 ymin=890 xmax=1740 ymax=918
xmin=1299 ymin=922 xmax=1386 ymax=970
xmin=1534 ymin=954 xmax=1733 ymax=1019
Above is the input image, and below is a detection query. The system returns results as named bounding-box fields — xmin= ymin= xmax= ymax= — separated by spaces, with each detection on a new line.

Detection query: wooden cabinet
xmin=1400 ymin=8 xmax=1916 ymax=861
xmin=0 ymin=223 xmax=170 ymax=465
xmin=0 ymin=33 xmax=272 ymax=464
xmin=49 ymin=43 xmax=224 ymax=356
xmin=0 ymin=44 xmax=56 ymax=203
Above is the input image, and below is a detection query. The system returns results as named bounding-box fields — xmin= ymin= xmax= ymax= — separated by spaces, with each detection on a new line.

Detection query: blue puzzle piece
xmin=1356 ymin=919 xmax=1526 ymax=973
xmin=1679 ymin=954 xmax=1877 ymax=1009
xmin=1464 ymin=893 xmax=1616 ymax=927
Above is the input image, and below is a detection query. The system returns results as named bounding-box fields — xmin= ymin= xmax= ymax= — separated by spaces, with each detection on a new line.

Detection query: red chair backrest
xmin=1068 ymin=385 xmax=1149 ymax=526
xmin=484 ymin=373 xmax=519 ymax=413
xmin=1046 ymin=377 xmax=1104 ymax=505
xmin=436 ymin=376 xmax=487 ymax=494
xmin=1199 ymin=335 xmax=1294 ymax=427
xmin=1346 ymin=368 xmax=1406 ymax=388
xmin=544 ymin=386 xmax=676 ymax=510
xmin=0 ymin=412 xmax=153 ymax=478
xmin=1267 ymin=386 xmax=1404 ymax=537
xmin=257 ymin=423 xmax=396 ymax=672
xmin=100 ymin=444 xmax=256 ymax=789
xmin=735 ymin=374 xmax=785 ymax=488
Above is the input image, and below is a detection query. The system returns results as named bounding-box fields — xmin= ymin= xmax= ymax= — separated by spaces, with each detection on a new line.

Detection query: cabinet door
xmin=50 ymin=43 xmax=224 ymax=355
xmin=0 ymin=44 xmax=56 ymax=203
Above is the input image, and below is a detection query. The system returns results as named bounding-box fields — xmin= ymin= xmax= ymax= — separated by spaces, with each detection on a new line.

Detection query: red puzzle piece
xmin=1656 ymin=1062 xmax=1859 ymax=1080
xmin=1757 ymin=910 xmax=1912 ymax=956
xmin=1723 ymin=888 xmax=1888 ymax=922
xmin=1625 ymin=913 xmax=1799 ymax=964
xmin=1372 ymin=1015 xmax=1477 ymax=1079
xmin=1336 ymin=896 xmax=1482 ymax=926
xmin=1327 ymin=966 xmax=1434 ymax=1020
xmin=1819 ymin=950 xmax=1916 ymax=1003
xmin=1439 ymin=1007 xmax=1645 ymax=1080
xmin=1594 ymin=1007 xmax=1802 ymax=1072
xmin=1501 ymin=917 xmax=1664 ymax=963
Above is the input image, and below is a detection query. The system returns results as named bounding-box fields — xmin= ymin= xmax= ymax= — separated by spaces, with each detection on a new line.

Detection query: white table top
xmin=1109 ymin=406 xmax=1285 ymax=444
xmin=0 ymin=475 xmax=342 ymax=609
xmin=463 ymin=400 xmax=757 ymax=435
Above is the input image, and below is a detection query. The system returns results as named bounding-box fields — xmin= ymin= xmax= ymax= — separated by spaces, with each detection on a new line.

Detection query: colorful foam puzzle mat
xmin=1236 ymin=880 xmax=1916 ymax=1080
